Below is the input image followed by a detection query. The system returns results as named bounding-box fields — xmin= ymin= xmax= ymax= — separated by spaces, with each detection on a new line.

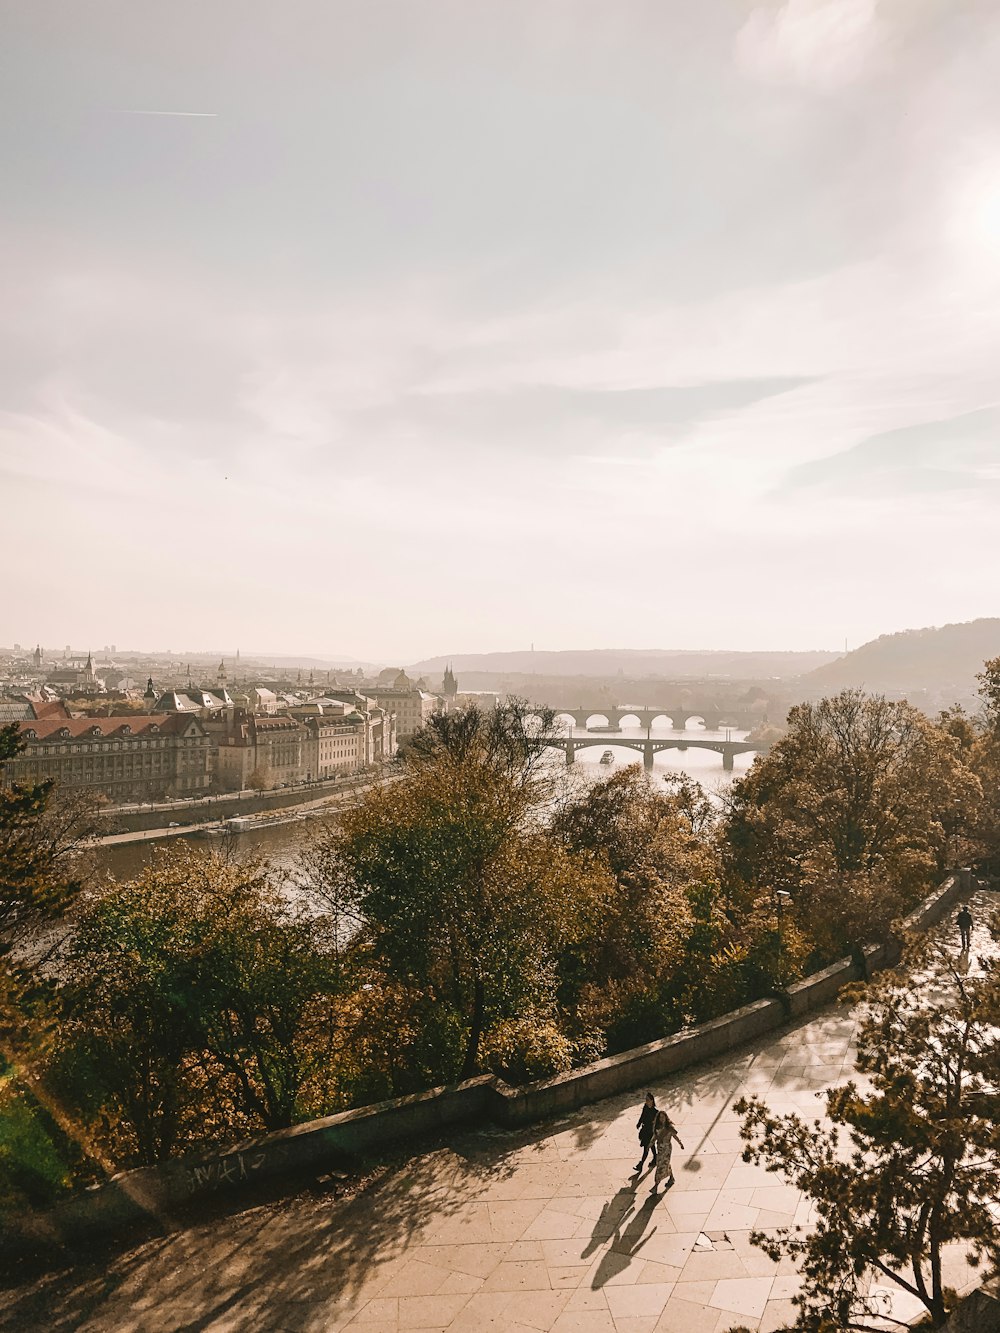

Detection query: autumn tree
xmin=722 ymin=691 xmax=980 ymax=961
xmin=550 ymin=766 xmax=809 ymax=1039
xmin=58 ymin=847 xmax=347 ymax=1163
xmin=0 ymin=725 xmax=100 ymax=1206
xmin=315 ymin=701 xmax=607 ymax=1081
xmin=736 ymin=942 xmax=1000 ymax=1330
xmin=972 ymin=657 xmax=1000 ymax=872
xmin=550 ymin=768 xmax=718 ymax=1045
xmin=0 ymin=724 xmax=93 ymax=955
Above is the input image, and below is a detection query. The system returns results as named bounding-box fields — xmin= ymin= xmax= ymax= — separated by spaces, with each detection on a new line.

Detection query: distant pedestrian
xmin=957 ymin=905 xmax=974 ymax=951
xmin=650 ymin=1110 xmax=684 ymax=1193
xmin=634 ymin=1093 xmax=658 ymax=1173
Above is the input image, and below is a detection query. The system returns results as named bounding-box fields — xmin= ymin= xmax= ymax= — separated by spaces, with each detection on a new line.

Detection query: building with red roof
xmin=2 ymin=713 xmax=211 ymax=802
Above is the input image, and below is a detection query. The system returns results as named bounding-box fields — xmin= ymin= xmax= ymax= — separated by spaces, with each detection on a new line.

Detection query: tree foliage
xmin=57 ymin=848 xmax=349 ymax=1164
xmin=0 ymin=724 xmax=94 ymax=954
xmin=722 ymin=691 xmax=980 ymax=960
xmin=736 ymin=942 xmax=1000 ymax=1330
xmin=0 ymin=725 xmax=101 ymax=1210
xmin=971 ymin=657 xmax=1000 ymax=872
xmin=313 ymin=701 xmax=607 ymax=1080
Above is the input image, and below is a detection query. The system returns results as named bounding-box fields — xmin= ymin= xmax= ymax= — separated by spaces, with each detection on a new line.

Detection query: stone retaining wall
xmin=98 ymin=777 xmax=366 ymax=833
xmin=7 ymin=869 xmax=972 ymax=1253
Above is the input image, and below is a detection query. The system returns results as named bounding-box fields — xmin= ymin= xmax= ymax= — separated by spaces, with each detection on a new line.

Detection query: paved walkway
xmin=1 ymin=893 xmax=995 ymax=1333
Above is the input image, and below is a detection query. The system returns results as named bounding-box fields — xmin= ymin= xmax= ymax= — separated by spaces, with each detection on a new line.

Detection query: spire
xmin=218 ymin=658 xmax=227 ymax=683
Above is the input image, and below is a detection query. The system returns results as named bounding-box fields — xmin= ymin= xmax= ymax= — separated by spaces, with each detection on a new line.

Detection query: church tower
xmin=33 ymin=644 xmax=42 ymax=670
xmin=443 ymin=663 xmax=458 ymax=712
xmin=218 ymin=658 xmax=227 ymax=685
xmin=144 ymin=677 xmax=157 ymax=713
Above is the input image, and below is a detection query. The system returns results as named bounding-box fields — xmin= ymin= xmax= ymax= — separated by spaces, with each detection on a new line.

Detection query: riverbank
xmin=93 ymin=768 xmax=396 ymax=845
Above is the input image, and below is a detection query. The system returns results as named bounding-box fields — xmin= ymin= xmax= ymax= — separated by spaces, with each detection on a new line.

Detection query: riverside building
xmin=3 ymin=713 xmax=212 ymax=801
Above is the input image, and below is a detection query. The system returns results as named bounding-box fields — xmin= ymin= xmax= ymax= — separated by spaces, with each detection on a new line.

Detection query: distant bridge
xmin=544 ymin=735 xmax=766 ymax=772
xmin=546 ymin=705 xmax=763 ymax=732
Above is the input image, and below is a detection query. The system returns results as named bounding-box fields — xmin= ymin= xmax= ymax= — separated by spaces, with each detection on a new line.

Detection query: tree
xmin=736 ymin=942 xmax=1000 ymax=1330
xmin=404 ymin=698 xmax=558 ymax=807
xmin=550 ymin=768 xmax=719 ymax=1045
xmin=722 ymin=691 xmax=981 ymax=961
xmin=548 ymin=767 xmax=809 ymax=1043
xmin=59 ymin=847 xmax=348 ymax=1162
xmin=0 ymin=724 xmax=91 ymax=955
xmin=0 ymin=726 xmax=101 ymax=1207
xmin=246 ymin=764 xmax=273 ymax=792
xmin=321 ymin=702 xmax=606 ymax=1081
xmin=195 ymin=878 xmax=346 ymax=1130
xmin=972 ymin=657 xmax=1000 ymax=872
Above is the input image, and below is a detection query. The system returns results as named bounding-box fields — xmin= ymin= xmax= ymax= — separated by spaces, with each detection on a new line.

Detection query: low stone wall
xmin=6 ymin=870 xmax=972 ymax=1253
xmin=490 ymin=997 xmax=785 ymax=1128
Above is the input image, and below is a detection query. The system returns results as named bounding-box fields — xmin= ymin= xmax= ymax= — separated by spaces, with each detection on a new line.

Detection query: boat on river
xmin=196 ymin=810 xmax=306 ymax=839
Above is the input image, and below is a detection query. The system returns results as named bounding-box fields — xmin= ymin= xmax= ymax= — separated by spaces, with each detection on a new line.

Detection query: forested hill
xmin=409 ymin=648 xmax=839 ymax=679
xmin=804 ymin=618 xmax=1000 ymax=697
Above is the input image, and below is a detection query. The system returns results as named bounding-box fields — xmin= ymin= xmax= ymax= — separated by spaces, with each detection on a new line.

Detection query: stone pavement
xmin=1 ymin=892 xmax=995 ymax=1333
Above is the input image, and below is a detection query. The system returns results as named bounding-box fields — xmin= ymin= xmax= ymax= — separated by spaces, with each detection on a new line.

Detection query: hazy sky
xmin=3 ymin=0 xmax=999 ymax=661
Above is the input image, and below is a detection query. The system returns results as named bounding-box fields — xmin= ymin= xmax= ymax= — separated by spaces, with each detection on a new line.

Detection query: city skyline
xmin=3 ymin=1 xmax=1000 ymax=659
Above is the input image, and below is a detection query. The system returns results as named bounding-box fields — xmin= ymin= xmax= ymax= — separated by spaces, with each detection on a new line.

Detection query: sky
xmin=2 ymin=0 xmax=999 ymax=662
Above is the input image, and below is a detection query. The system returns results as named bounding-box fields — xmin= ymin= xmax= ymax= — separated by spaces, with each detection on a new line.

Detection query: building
xmin=210 ymin=712 xmax=310 ymax=791
xmin=290 ymin=701 xmax=368 ymax=779
xmin=153 ymin=686 xmax=233 ymax=715
xmin=443 ymin=664 xmax=458 ymax=713
xmin=363 ymin=670 xmax=439 ymax=741
xmin=2 ymin=713 xmax=212 ymax=802
xmin=317 ymin=691 xmax=397 ymax=764
xmin=43 ymin=651 xmax=101 ymax=695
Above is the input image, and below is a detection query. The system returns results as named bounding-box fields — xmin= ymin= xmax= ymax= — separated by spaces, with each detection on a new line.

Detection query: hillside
xmin=408 ymin=648 xmax=839 ymax=680
xmin=804 ymin=618 xmax=1000 ymax=699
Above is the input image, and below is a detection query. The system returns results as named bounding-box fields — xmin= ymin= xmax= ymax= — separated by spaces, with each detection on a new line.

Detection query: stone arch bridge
xmin=544 ymin=735 xmax=765 ymax=772
xmin=552 ymin=705 xmax=762 ymax=732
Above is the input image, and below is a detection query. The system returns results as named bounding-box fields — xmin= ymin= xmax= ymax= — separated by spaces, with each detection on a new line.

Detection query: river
xmin=96 ymin=725 xmax=751 ymax=883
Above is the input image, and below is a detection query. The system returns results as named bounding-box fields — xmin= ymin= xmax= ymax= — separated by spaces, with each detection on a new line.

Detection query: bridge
xmin=543 ymin=735 xmax=766 ymax=772
xmin=549 ymin=705 xmax=762 ymax=732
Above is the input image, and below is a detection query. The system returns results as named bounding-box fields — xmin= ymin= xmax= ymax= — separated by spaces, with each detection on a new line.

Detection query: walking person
xmin=650 ymin=1109 xmax=684 ymax=1194
xmin=634 ymin=1093 xmax=658 ymax=1173
xmin=957 ymin=904 xmax=974 ymax=951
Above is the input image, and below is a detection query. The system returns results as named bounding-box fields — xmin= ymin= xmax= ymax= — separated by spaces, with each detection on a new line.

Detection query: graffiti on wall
xmin=186 ymin=1144 xmax=290 ymax=1194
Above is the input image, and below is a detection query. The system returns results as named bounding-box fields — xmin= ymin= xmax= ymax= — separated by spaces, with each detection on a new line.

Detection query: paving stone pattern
xmin=1 ymin=892 xmax=995 ymax=1333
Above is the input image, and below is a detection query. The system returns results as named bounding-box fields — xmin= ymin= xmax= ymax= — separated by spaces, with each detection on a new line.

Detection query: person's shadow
xmin=589 ymin=1195 xmax=658 ymax=1288
xmin=581 ymin=1184 xmax=638 ymax=1260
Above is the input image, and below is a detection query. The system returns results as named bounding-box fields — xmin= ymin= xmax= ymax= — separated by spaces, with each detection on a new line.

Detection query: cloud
xmin=2 ymin=1 xmax=1000 ymax=658
xmin=343 ymin=377 xmax=815 ymax=460
xmin=736 ymin=0 xmax=881 ymax=91
xmin=778 ymin=406 xmax=1000 ymax=495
